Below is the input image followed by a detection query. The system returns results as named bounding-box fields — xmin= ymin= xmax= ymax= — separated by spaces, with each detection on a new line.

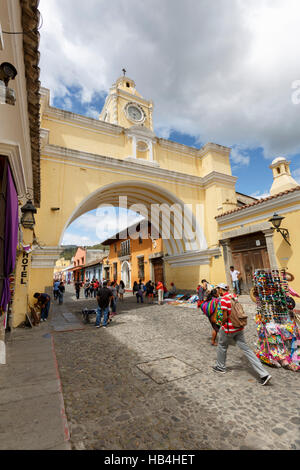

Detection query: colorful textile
xmin=199 ymin=298 xmax=218 ymax=318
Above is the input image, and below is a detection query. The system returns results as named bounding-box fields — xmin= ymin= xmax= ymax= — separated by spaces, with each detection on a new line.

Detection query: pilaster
xmin=220 ymin=239 xmax=233 ymax=288
xmin=263 ymin=229 xmax=278 ymax=270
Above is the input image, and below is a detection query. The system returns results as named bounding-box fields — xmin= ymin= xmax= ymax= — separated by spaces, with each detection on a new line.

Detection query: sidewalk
xmin=0 ymin=320 xmax=71 ymax=450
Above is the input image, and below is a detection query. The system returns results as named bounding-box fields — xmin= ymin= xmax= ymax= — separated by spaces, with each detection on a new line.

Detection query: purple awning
xmin=0 ymin=165 xmax=18 ymax=311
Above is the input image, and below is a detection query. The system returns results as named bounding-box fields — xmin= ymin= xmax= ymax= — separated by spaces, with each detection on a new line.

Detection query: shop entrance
xmin=230 ymin=232 xmax=270 ymax=293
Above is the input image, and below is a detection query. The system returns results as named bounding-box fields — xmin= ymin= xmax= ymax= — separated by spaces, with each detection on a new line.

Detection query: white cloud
xmin=250 ymin=190 xmax=270 ymax=199
xmin=230 ymin=147 xmax=250 ymax=167
xmin=39 ymin=0 xmax=300 ymax=162
xmin=293 ymin=168 xmax=300 ymax=184
xmin=62 ymin=207 xmax=144 ymax=246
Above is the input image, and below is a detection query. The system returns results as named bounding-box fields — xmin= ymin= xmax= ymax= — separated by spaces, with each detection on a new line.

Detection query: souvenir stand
xmin=253 ymin=269 xmax=300 ymax=371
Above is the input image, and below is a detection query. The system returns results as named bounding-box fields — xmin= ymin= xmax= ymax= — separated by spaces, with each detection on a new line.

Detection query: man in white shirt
xmin=230 ymin=266 xmax=241 ymax=295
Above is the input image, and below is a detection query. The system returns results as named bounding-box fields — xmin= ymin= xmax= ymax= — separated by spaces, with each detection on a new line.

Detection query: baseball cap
xmin=217 ymin=283 xmax=228 ymax=290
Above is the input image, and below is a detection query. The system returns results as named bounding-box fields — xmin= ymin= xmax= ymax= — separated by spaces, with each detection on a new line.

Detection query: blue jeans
xmin=111 ymin=297 xmax=118 ymax=313
xmin=216 ymin=329 xmax=268 ymax=378
xmin=233 ymin=280 xmax=240 ymax=295
xmin=136 ymin=293 xmax=144 ymax=303
xmin=58 ymin=291 xmax=63 ymax=304
xmin=95 ymin=306 xmax=109 ymax=326
xmin=41 ymin=301 xmax=50 ymax=320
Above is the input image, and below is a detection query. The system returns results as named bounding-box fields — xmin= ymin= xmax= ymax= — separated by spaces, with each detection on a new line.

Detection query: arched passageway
xmin=59 ymin=181 xmax=208 ymax=256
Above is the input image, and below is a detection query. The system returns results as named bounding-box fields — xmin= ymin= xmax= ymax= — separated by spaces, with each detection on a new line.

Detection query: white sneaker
xmin=260 ymin=375 xmax=272 ymax=386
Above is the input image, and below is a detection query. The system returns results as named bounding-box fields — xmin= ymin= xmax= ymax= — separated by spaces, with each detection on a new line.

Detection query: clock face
xmin=126 ymin=104 xmax=144 ymax=122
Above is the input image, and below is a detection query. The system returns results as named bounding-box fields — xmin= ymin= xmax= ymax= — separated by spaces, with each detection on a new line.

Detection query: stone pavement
xmin=50 ymin=288 xmax=300 ymax=450
xmin=1 ymin=288 xmax=299 ymax=450
xmin=0 ymin=322 xmax=71 ymax=450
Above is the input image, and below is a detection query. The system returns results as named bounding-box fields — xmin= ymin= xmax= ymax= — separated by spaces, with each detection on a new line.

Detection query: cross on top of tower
xmin=122 ymin=68 xmax=126 ymax=76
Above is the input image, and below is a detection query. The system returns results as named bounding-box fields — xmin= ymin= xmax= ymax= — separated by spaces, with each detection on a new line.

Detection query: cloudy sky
xmin=38 ymin=0 xmax=300 ymax=245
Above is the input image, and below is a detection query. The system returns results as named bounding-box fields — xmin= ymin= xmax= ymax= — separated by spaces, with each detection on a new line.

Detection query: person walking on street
xmin=109 ymin=281 xmax=118 ymax=316
xmin=84 ymin=280 xmax=90 ymax=298
xmin=212 ymin=283 xmax=272 ymax=385
xmin=34 ymin=292 xmax=51 ymax=322
xmin=89 ymin=279 xmax=95 ymax=298
xmin=119 ymin=280 xmax=125 ymax=301
xmin=95 ymin=281 xmax=113 ymax=328
xmin=58 ymin=281 xmax=65 ymax=305
xmin=157 ymin=281 xmax=164 ymax=305
xmin=199 ymin=288 xmax=221 ymax=346
xmin=75 ymin=280 xmax=81 ymax=299
xmin=133 ymin=281 xmax=139 ymax=296
xmin=136 ymin=281 xmax=144 ymax=303
xmin=53 ymin=280 xmax=60 ymax=301
xmin=197 ymin=279 xmax=208 ymax=301
xmin=147 ymin=281 xmax=155 ymax=304
xmin=230 ymin=266 xmax=241 ymax=296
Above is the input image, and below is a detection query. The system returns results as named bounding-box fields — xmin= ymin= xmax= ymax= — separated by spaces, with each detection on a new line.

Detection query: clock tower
xmin=99 ymin=75 xmax=154 ymax=131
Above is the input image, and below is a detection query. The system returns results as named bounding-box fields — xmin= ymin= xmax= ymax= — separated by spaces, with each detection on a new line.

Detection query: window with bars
xmin=120 ymin=239 xmax=131 ymax=256
xmin=138 ymin=256 xmax=145 ymax=280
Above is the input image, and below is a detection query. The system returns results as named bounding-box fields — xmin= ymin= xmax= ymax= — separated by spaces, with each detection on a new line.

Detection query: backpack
xmin=230 ymin=297 xmax=248 ymax=328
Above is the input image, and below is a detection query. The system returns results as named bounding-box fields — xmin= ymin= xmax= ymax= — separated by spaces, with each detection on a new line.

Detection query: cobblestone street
xmin=49 ymin=287 xmax=300 ymax=450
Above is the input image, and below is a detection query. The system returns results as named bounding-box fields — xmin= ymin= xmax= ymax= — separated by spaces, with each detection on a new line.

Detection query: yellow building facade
xmin=22 ymin=75 xmax=300 ymax=327
xmin=27 ymin=74 xmax=239 ymax=314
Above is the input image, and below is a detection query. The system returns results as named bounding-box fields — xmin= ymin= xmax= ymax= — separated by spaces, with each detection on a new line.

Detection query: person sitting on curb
xmin=33 ymin=292 xmax=51 ymax=322
xmin=169 ymin=283 xmax=177 ymax=298
xmin=212 ymin=283 xmax=272 ymax=386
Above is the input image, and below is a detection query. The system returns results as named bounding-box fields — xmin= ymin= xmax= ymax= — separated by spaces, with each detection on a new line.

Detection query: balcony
xmin=117 ymin=248 xmax=131 ymax=258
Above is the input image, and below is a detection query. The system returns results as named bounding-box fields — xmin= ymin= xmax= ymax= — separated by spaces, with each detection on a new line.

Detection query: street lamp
xmin=21 ymin=200 xmax=37 ymax=230
xmin=0 ymin=62 xmax=18 ymax=87
xmin=268 ymin=212 xmax=290 ymax=246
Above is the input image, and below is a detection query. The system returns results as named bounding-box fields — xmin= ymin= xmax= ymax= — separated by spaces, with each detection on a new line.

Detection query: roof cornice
xmin=216 ymin=188 xmax=300 ymax=224
xmin=20 ymin=0 xmax=41 ymax=206
xmin=42 ymin=105 xmax=124 ymax=136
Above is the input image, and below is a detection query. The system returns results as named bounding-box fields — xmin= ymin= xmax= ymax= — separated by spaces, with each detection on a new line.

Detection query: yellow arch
xmin=59 ymin=180 xmax=208 ymax=256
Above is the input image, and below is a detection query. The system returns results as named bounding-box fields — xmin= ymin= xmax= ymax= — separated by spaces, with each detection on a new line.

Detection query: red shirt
xmin=157 ymin=282 xmax=164 ymax=291
xmin=221 ymin=292 xmax=243 ymax=334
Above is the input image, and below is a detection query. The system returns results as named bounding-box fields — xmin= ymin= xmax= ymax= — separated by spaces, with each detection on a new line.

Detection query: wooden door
xmin=233 ymin=248 xmax=270 ymax=293
xmin=230 ymin=232 xmax=271 ymax=294
xmin=152 ymin=259 xmax=164 ymax=284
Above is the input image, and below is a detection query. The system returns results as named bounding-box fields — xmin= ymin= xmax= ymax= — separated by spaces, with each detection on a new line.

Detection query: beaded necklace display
xmin=253 ymin=269 xmax=289 ymax=324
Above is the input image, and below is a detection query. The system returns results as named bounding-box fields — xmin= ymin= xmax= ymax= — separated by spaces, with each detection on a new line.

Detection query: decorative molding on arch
xmin=31 ymin=246 xmax=63 ymax=269
xmin=165 ymin=248 xmax=221 ymax=267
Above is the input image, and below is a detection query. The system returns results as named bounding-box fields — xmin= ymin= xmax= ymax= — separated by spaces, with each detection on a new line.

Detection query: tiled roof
xmin=216 ymin=186 xmax=300 ymax=219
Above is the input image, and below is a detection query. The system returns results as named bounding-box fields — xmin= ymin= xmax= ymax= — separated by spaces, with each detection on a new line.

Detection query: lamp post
xmin=20 ymin=200 xmax=37 ymax=230
xmin=268 ymin=213 xmax=291 ymax=246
